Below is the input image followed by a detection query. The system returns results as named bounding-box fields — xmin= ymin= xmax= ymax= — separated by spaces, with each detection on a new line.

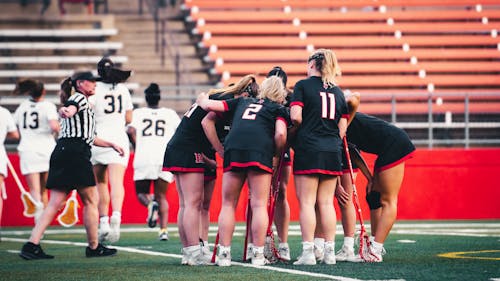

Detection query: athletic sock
xmin=100 ymin=216 xmax=109 ymax=224
xmin=343 ymin=236 xmax=355 ymax=249
xmin=313 ymin=238 xmax=325 ymax=249
xmin=371 ymin=241 xmax=384 ymax=254
xmin=111 ymin=211 xmax=121 ymax=219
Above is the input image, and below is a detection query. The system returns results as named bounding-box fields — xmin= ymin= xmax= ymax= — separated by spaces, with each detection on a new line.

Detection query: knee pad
xmin=366 ymin=191 xmax=382 ymax=210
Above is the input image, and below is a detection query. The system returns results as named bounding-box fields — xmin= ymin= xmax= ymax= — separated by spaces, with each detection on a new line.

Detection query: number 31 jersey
xmin=129 ymin=107 xmax=181 ymax=168
xmin=89 ymin=82 xmax=133 ymax=145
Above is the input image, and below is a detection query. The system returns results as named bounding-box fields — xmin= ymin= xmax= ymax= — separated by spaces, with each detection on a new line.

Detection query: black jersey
xmin=167 ymin=93 xmax=227 ymax=151
xmin=347 ymin=112 xmax=415 ymax=155
xmin=290 ymin=76 xmax=348 ymax=152
xmin=223 ymin=97 xmax=289 ymax=156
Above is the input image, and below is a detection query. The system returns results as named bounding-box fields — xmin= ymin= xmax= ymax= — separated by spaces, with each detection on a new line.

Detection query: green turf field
xmin=1 ymin=221 xmax=499 ymax=281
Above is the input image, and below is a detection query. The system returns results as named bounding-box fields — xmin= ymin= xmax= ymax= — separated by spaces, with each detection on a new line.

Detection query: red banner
xmin=2 ymin=148 xmax=500 ymax=227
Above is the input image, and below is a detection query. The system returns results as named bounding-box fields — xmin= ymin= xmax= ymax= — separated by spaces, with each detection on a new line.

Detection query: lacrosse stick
xmin=242 ymin=196 xmax=252 ymax=261
xmin=6 ymin=157 xmax=42 ymax=217
xmin=57 ymin=190 xmax=79 ymax=227
xmin=263 ymin=151 xmax=286 ymax=263
xmin=211 ymin=231 xmax=219 ymax=263
xmin=342 ymin=137 xmax=370 ymax=261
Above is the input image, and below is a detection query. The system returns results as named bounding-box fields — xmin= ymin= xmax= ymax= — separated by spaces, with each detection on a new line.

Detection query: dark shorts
xmin=283 ymin=147 xmax=292 ymax=166
xmin=223 ymin=149 xmax=273 ymax=173
xmin=203 ymin=148 xmax=217 ymax=182
xmin=163 ymin=145 xmax=205 ymax=173
xmin=47 ymin=138 xmax=96 ymax=191
xmin=293 ymin=150 xmax=343 ymax=176
xmin=341 ymin=144 xmax=359 ymax=174
xmin=374 ymin=137 xmax=415 ymax=172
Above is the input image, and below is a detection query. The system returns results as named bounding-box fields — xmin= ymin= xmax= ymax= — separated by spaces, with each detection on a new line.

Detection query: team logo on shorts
xmin=194 ymin=153 xmax=204 ymax=164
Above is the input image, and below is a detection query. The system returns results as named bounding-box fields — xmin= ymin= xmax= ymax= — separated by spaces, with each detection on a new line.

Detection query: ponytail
xmin=59 ymin=77 xmax=73 ymax=105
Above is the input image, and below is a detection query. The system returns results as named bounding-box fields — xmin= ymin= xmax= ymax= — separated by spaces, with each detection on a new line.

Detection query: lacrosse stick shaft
xmin=342 ymin=137 xmax=370 ymax=260
xmin=243 ymin=197 xmax=252 ymax=261
xmin=6 ymin=156 xmax=28 ymax=194
xmin=211 ymin=232 xmax=219 ymax=263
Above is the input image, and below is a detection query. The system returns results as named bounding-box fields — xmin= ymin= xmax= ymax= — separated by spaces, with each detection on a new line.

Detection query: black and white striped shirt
xmin=59 ymin=92 xmax=96 ymax=145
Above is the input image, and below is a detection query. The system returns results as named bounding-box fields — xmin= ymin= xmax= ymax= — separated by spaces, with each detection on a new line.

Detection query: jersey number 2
xmin=320 ymin=92 xmax=336 ymax=120
xmin=242 ymin=104 xmax=262 ymax=120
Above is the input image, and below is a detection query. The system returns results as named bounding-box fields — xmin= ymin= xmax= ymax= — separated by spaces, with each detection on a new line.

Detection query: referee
xmin=20 ymin=71 xmax=124 ymax=260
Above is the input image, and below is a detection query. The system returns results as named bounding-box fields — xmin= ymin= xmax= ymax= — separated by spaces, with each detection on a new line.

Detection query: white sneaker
xmin=217 ymin=246 xmax=231 ymax=267
xmin=181 ymin=248 xmax=188 ymax=265
xmin=336 ymin=245 xmax=363 ymax=262
xmin=278 ymin=243 xmax=291 ymax=261
xmin=293 ymin=242 xmax=316 ymax=265
xmin=147 ymin=201 xmax=159 ymax=228
xmin=108 ymin=215 xmax=121 ymax=243
xmin=98 ymin=220 xmax=111 ymax=243
xmin=245 ymin=243 xmax=254 ymax=261
xmin=186 ymin=246 xmax=212 ymax=266
xmin=158 ymin=229 xmax=169 ymax=241
xmin=251 ymin=247 xmax=269 ymax=266
xmin=314 ymin=244 xmax=324 ymax=263
xmin=323 ymin=242 xmax=336 ymax=265
xmin=362 ymin=244 xmax=383 ymax=263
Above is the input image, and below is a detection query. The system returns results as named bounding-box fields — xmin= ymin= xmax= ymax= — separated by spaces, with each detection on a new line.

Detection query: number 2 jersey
xmin=129 ymin=107 xmax=181 ymax=169
xmin=290 ymin=76 xmax=348 ymax=153
xmin=222 ymin=97 xmax=289 ymax=156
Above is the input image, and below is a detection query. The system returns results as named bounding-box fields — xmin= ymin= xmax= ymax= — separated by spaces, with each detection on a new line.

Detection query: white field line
xmin=2 ymin=237 xmax=403 ymax=281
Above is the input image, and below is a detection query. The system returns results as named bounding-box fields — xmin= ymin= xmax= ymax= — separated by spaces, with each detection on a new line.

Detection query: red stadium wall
xmin=2 ymin=148 xmax=500 ymax=227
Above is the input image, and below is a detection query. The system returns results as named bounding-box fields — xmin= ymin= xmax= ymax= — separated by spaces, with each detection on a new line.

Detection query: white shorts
xmin=0 ymin=149 xmax=7 ymax=177
xmin=91 ymin=145 xmax=130 ymax=166
xmin=19 ymin=150 xmax=51 ymax=175
xmin=133 ymin=165 xmax=174 ymax=183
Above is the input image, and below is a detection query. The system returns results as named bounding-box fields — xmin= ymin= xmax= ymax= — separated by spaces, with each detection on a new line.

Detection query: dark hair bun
xmin=145 ymin=83 xmax=160 ymax=95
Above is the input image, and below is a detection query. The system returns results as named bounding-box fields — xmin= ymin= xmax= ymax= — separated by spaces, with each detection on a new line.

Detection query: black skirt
xmin=47 ymin=138 xmax=96 ymax=192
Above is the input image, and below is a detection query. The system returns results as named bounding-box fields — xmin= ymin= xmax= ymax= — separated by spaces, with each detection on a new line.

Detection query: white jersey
xmin=130 ymin=107 xmax=180 ymax=169
xmin=13 ymin=99 xmax=58 ymax=155
xmin=89 ymin=81 xmax=133 ymax=146
xmin=0 ymin=106 xmax=17 ymax=176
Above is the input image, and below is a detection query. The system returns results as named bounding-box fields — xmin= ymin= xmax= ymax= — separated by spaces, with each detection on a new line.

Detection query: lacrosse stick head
xmin=57 ymin=194 xmax=79 ymax=227
xmin=21 ymin=192 xmax=42 ymax=218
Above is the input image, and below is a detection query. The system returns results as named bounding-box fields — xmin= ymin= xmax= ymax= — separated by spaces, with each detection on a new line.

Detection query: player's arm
xmin=196 ymin=92 xmax=226 ymax=112
xmin=274 ymin=118 xmax=287 ymax=156
xmin=202 ymin=112 xmax=224 ymax=157
xmin=126 ymin=126 xmax=136 ymax=149
xmin=350 ymin=145 xmax=373 ymax=191
xmin=345 ymin=91 xmax=360 ymax=126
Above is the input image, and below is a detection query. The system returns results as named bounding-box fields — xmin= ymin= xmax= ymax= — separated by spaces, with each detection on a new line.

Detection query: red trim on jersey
xmin=294 ymin=169 xmax=342 ymax=176
xmin=342 ymin=168 xmax=360 ymax=174
xmin=290 ymin=101 xmax=304 ymax=107
xmin=163 ymin=167 xmax=205 ymax=173
xmin=222 ymin=100 xmax=229 ymax=111
xmin=276 ymin=117 xmax=288 ymax=126
xmin=341 ymin=114 xmax=349 ymax=119
xmin=374 ymin=151 xmax=415 ymax=173
xmin=224 ymin=161 xmax=273 ymax=173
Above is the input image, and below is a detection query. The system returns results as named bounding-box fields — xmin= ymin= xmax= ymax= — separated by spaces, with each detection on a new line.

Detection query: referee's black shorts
xmin=47 ymin=138 xmax=96 ymax=192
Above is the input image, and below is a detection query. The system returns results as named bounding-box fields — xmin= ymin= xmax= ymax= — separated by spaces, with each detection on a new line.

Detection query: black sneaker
xmin=147 ymin=201 xmax=159 ymax=228
xmin=19 ymin=242 xmax=54 ymax=260
xmin=86 ymin=243 xmax=117 ymax=258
